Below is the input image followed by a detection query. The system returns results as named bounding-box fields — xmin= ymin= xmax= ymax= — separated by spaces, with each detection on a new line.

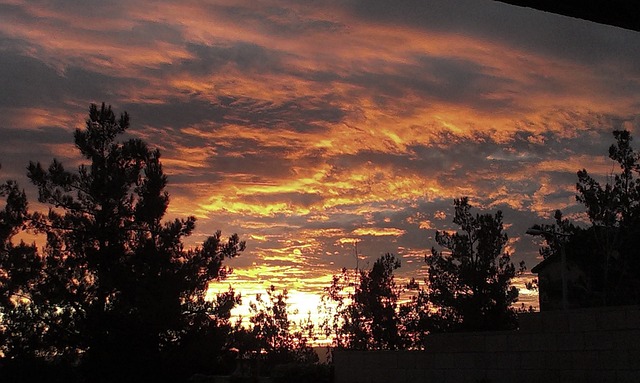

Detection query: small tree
xmin=247 ymin=286 xmax=317 ymax=370
xmin=0 ymin=104 xmax=245 ymax=382
xmin=398 ymin=279 xmax=431 ymax=348
xmin=323 ymin=253 xmax=406 ymax=350
xmin=0 ymin=174 xmax=46 ymax=364
xmin=426 ymin=198 xmax=521 ymax=332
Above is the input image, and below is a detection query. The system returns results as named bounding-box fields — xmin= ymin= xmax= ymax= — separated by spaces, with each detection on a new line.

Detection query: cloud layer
xmin=2 ymin=0 xmax=640 ymax=309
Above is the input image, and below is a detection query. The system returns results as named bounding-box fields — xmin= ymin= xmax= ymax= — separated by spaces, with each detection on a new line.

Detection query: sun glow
xmin=2 ymin=0 xmax=639 ymax=337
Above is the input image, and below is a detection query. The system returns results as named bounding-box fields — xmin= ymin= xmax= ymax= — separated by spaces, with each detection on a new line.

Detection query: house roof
xmin=494 ymin=1 xmax=640 ymax=32
xmin=530 ymin=252 xmax=560 ymax=274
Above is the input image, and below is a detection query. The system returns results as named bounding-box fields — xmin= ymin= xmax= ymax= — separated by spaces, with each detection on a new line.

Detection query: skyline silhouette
xmin=1 ymin=0 xmax=640 ymax=316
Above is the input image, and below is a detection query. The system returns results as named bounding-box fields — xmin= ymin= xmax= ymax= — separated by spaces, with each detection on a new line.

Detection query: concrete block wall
xmin=334 ymin=306 xmax=640 ymax=383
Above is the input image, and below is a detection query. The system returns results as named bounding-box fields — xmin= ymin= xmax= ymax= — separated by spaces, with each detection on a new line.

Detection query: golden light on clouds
xmin=351 ymin=227 xmax=406 ymax=237
xmin=1 ymin=0 xmax=640 ymax=317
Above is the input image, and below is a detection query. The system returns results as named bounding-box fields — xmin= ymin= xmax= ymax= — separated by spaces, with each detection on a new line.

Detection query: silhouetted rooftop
xmin=495 ymin=1 xmax=640 ymax=32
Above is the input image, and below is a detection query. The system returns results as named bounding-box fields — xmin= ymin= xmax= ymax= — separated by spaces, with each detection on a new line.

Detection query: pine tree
xmin=0 ymin=104 xmax=244 ymax=382
xmin=426 ymin=198 xmax=520 ymax=332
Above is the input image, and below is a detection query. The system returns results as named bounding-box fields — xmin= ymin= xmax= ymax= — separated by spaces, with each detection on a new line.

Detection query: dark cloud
xmin=0 ymin=49 xmax=153 ymax=121
xmin=165 ymin=42 xmax=290 ymax=77
xmin=210 ymin=3 xmax=345 ymax=37
xmin=218 ymin=96 xmax=345 ymax=132
xmin=2 ymin=0 xmax=640 ymax=308
xmin=0 ymin=126 xmax=72 ymax=180
xmin=343 ymin=0 xmax=640 ymax=70
xmin=122 ymin=98 xmax=227 ymax=129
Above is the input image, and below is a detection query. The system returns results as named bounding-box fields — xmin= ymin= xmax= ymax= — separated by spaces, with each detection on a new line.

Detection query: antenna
xmin=354 ymin=239 xmax=359 ymax=271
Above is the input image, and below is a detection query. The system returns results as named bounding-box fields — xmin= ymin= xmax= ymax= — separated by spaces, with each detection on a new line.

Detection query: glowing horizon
xmin=2 ymin=0 xmax=640 ymax=318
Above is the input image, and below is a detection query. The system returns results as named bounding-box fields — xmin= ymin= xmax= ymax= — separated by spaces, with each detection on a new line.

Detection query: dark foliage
xmin=535 ymin=130 xmax=640 ymax=307
xmin=426 ymin=198 xmax=521 ymax=332
xmin=323 ymin=253 xmax=406 ymax=350
xmin=246 ymin=286 xmax=318 ymax=370
xmin=0 ymin=104 xmax=245 ymax=382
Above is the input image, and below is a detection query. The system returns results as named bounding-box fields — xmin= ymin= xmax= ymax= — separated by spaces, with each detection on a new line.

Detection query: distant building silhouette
xmin=531 ymin=253 xmax=588 ymax=311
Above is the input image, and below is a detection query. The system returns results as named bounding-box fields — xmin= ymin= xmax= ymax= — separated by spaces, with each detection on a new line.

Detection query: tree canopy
xmin=533 ymin=129 xmax=640 ymax=307
xmin=0 ymin=103 xmax=245 ymax=382
xmin=323 ymin=253 xmax=406 ymax=350
xmin=426 ymin=198 xmax=521 ymax=332
xmin=322 ymin=200 xmax=523 ymax=349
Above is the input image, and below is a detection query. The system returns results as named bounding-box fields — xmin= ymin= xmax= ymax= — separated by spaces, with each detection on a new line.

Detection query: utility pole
xmin=354 ymin=239 xmax=359 ymax=271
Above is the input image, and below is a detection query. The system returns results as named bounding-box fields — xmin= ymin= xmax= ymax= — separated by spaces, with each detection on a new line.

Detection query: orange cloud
xmin=3 ymin=0 xmax=640 ymax=318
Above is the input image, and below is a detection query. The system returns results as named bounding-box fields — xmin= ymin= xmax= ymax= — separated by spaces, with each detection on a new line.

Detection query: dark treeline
xmin=321 ymin=198 xmax=523 ymax=351
xmin=1 ymin=104 xmax=639 ymax=382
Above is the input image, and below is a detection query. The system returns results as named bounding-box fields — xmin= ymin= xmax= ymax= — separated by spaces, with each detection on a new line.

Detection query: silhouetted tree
xmin=0 ymin=171 xmax=68 ymax=381
xmin=398 ymin=279 xmax=431 ymax=348
xmin=577 ymin=130 xmax=640 ymax=305
xmin=323 ymin=253 xmax=406 ymax=350
xmin=0 ymin=104 xmax=245 ymax=382
xmin=534 ymin=130 xmax=640 ymax=306
xmin=247 ymin=286 xmax=317 ymax=369
xmin=426 ymin=198 xmax=521 ymax=332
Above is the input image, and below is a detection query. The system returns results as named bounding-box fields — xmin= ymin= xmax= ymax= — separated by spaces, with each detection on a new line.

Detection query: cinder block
xmin=530 ymin=332 xmax=557 ymax=351
xmin=382 ymin=367 xmax=405 ymax=383
xmin=572 ymin=350 xmax=601 ymax=370
xmin=397 ymin=352 xmax=417 ymax=370
xmin=556 ymin=332 xmax=585 ymax=350
xmin=518 ymin=312 xmax=543 ymax=332
xmin=508 ymin=333 xmax=533 ymax=352
xmin=520 ymin=351 xmax=546 ymax=370
xmin=582 ymin=369 xmax=616 ymax=383
xmin=423 ymin=368 xmax=445 ymax=383
xmin=424 ymin=333 xmax=451 ymax=351
xmin=544 ymin=350 xmax=573 ymax=371
xmin=584 ymin=331 xmax=614 ymax=350
xmin=453 ymin=352 xmax=475 ymax=369
xmin=374 ymin=351 xmax=397 ymax=369
xmin=615 ymin=369 xmax=640 ymax=383
xmin=628 ymin=330 xmax=640 ymax=349
xmin=543 ymin=312 xmax=570 ymax=333
xmin=471 ymin=352 xmax=490 ymax=370
xmin=492 ymin=368 xmax=519 ymax=383
xmin=597 ymin=349 xmax=627 ymax=370
xmin=627 ymin=349 xmax=640 ymax=365
xmin=431 ymin=352 xmax=456 ymax=369
xmin=596 ymin=309 xmax=627 ymax=331
xmin=624 ymin=307 xmax=640 ymax=329
xmin=482 ymin=369 xmax=501 ymax=383
xmin=335 ymin=358 xmax=359 ymax=383
xmin=444 ymin=367 xmax=473 ymax=383
xmin=613 ymin=330 xmax=640 ymax=350
xmin=515 ymin=369 xmax=556 ymax=383
xmin=569 ymin=311 xmax=597 ymax=333
xmin=453 ymin=352 xmax=479 ymax=371
xmin=406 ymin=367 xmax=426 ymax=383
xmin=484 ymin=334 xmax=508 ymax=352
xmin=415 ymin=352 xmax=436 ymax=369
xmin=465 ymin=335 xmax=486 ymax=352
xmin=483 ymin=353 xmax=500 ymax=370
xmin=485 ymin=369 xmax=522 ymax=383
xmin=560 ymin=369 xmax=586 ymax=381
xmin=493 ymin=351 xmax=521 ymax=370
xmin=445 ymin=334 xmax=468 ymax=352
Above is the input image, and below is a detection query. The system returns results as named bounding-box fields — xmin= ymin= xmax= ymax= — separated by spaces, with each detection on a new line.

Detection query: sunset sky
xmin=1 ymin=0 xmax=640 ymax=313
